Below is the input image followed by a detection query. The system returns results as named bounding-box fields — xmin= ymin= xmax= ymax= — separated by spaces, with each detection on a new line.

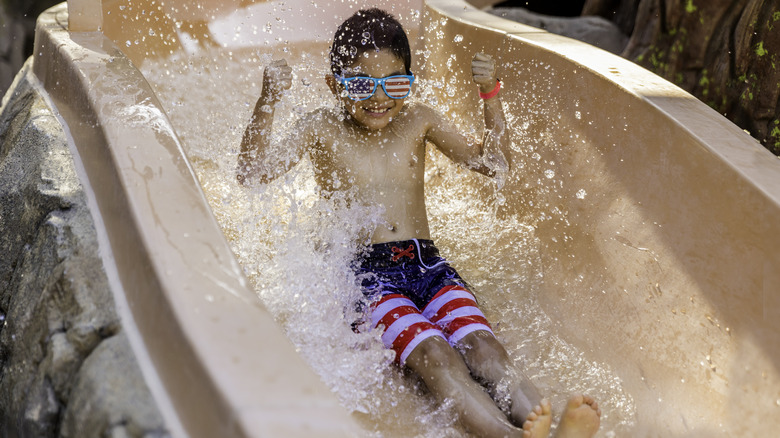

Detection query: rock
xmin=61 ymin=333 xmax=169 ymax=438
xmin=581 ymin=0 xmax=642 ymax=36
xmin=489 ymin=7 xmax=629 ymax=54
xmin=0 ymin=61 xmax=167 ymax=437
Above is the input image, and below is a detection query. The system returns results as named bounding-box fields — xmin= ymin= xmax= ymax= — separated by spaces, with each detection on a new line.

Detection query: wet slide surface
xmin=33 ymin=0 xmax=780 ymax=436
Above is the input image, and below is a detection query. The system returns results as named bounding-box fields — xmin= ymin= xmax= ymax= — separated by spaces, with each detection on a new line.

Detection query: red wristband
xmin=479 ymin=80 xmax=501 ymax=99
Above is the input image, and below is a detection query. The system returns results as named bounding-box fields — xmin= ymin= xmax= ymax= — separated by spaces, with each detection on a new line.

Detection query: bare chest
xmin=312 ymin=122 xmax=427 ymax=193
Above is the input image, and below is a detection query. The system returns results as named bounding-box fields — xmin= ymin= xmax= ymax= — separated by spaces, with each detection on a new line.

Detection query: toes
xmin=567 ymin=394 xmax=585 ymax=409
xmin=579 ymin=394 xmax=601 ymax=416
xmin=525 ymin=404 xmax=541 ymax=423
xmin=522 ymin=401 xmax=553 ymax=438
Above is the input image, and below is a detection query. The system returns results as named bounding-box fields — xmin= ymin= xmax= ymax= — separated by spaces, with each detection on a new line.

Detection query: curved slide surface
xmin=31 ymin=0 xmax=780 ymax=436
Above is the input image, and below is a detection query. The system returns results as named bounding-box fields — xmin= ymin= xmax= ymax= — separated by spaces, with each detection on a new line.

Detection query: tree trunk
xmin=585 ymin=0 xmax=780 ymax=155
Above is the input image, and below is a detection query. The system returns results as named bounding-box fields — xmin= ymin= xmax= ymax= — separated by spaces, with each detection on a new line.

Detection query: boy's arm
xmin=425 ymin=53 xmax=510 ymax=180
xmin=237 ymin=59 xmax=301 ymax=186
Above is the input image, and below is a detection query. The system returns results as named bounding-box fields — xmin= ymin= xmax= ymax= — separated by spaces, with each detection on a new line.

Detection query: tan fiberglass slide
xmin=33 ymin=0 xmax=780 ymax=436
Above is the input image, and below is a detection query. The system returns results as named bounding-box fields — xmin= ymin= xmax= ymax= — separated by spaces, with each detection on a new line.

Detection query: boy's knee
xmin=456 ymin=330 xmax=513 ymax=370
xmin=406 ymin=335 xmax=460 ymax=368
xmin=459 ymin=330 xmax=505 ymax=355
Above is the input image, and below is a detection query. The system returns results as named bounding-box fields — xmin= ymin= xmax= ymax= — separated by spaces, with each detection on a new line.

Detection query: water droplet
xmin=576 ymin=189 xmax=587 ymax=199
xmin=453 ymin=34 xmax=463 ymax=43
xmin=544 ymin=169 xmax=555 ymax=179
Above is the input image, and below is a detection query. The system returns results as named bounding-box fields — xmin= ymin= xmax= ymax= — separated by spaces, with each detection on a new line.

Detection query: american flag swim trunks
xmin=354 ymin=239 xmax=494 ymax=365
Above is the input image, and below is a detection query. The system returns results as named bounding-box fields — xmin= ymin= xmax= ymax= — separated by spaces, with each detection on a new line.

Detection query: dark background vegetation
xmin=0 ymin=0 xmax=777 ymax=154
xmin=496 ymin=0 xmax=587 ymax=16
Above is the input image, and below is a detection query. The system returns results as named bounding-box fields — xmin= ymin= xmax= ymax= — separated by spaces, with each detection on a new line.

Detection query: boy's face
xmin=333 ymin=49 xmax=408 ymax=131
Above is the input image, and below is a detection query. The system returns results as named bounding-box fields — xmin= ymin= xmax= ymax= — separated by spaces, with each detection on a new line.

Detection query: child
xmin=238 ymin=8 xmax=601 ymax=438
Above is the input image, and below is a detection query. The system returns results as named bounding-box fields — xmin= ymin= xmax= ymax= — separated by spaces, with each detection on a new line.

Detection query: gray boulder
xmin=0 ymin=61 xmax=168 ymax=438
xmin=489 ymin=7 xmax=629 ymax=54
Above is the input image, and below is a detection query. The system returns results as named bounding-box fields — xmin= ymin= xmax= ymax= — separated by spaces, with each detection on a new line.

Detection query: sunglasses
xmin=335 ymin=74 xmax=415 ymax=101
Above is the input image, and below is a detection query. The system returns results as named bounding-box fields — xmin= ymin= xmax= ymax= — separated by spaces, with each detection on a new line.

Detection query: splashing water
xmin=141 ymin=40 xmax=636 ymax=436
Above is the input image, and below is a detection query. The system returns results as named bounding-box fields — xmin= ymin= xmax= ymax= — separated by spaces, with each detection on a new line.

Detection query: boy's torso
xmin=306 ymin=103 xmax=434 ymax=243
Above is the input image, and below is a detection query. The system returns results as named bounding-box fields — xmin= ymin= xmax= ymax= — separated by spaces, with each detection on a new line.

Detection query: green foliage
xmin=738 ymin=72 xmax=759 ymax=102
xmin=698 ymin=69 xmax=710 ymax=96
xmin=755 ymin=41 xmax=769 ymax=57
xmin=650 ymin=50 xmax=668 ymax=71
xmin=685 ymin=0 xmax=697 ymax=14
xmin=770 ymin=120 xmax=780 ymax=154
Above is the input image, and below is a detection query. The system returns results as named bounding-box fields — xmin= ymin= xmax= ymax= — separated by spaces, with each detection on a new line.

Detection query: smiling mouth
xmin=363 ymin=106 xmax=391 ymax=116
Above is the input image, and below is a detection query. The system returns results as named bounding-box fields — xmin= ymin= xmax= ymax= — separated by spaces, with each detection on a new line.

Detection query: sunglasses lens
xmin=346 ymin=78 xmax=376 ymax=100
xmin=384 ymin=76 xmax=412 ymax=98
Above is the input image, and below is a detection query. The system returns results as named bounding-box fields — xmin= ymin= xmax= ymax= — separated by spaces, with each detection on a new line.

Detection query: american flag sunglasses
xmin=335 ymin=74 xmax=415 ymax=101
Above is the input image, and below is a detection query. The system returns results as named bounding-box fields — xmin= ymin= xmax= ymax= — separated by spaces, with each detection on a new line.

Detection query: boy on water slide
xmin=238 ymin=8 xmax=600 ymax=438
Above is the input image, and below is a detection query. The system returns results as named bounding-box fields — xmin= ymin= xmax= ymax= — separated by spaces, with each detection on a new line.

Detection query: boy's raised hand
xmin=262 ymin=59 xmax=293 ymax=102
xmin=471 ymin=53 xmax=498 ymax=94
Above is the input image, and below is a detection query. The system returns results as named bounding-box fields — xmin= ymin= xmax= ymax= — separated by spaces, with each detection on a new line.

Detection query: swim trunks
xmin=354 ymin=238 xmax=494 ymax=365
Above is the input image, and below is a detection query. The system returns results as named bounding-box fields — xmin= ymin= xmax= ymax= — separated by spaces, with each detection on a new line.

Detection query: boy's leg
xmin=417 ymin=284 xmax=543 ymax=425
xmin=404 ymin=335 xmax=525 ymax=438
xmin=455 ymin=330 xmax=543 ymax=424
xmin=456 ymin=331 xmax=601 ymax=438
xmin=369 ymin=294 xmax=524 ymax=437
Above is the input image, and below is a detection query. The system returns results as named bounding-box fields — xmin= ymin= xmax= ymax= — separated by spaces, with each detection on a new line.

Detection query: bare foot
xmin=554 ymin=395 xmax=601 ymax=438
xmin=522 ymin=399 xmax=552 ymax=438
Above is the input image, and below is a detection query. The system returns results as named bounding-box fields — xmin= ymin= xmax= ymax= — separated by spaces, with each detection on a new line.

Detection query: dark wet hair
xmin=329 ymin=8 xmax=412 ymax=76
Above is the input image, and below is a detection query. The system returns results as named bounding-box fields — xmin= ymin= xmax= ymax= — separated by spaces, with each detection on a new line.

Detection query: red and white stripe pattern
xmin=370 ymin=285 xmax=493 ymax=365
xmin=382 ymin=76 xmax=412 ymax=99
xmin=371 ymin=294 xmax=445 ymax=365
xmin=421 ymin=285 xmax=493 ymax=345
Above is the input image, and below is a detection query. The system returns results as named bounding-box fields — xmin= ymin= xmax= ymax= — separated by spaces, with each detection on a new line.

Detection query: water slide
xmin=32 ymin=0 xmax=780 ymax=436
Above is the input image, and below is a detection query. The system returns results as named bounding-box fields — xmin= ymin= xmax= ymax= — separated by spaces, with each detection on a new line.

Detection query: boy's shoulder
xmin=301 ymin=106 xmax=342 ymax=125
xmin=403 ymin=101 xmax=448 ymax=127
xmin=294 ymin=107 xmax=344 ymax=136
xmin=404 ymin=100 xmax=437 ymax=118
